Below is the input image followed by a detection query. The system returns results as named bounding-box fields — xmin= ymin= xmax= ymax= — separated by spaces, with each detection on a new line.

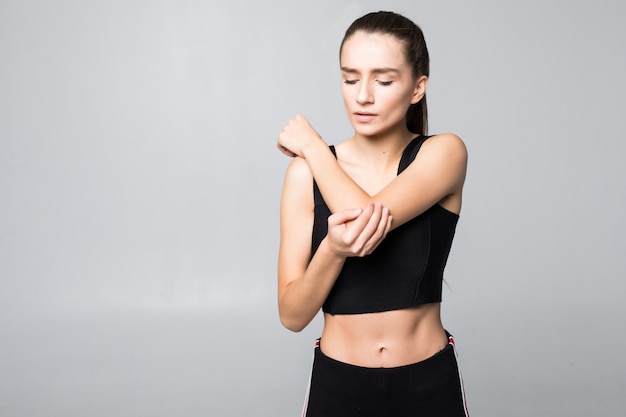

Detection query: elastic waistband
xmin=314 ymin=332 xmax=456 ymax=372
xmin=316 ymin=331 xmax=455 ymax=347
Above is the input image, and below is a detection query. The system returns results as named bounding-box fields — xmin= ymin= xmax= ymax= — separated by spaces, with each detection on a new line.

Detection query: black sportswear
xmin=311 ymin=136 xmax=459 ymax=315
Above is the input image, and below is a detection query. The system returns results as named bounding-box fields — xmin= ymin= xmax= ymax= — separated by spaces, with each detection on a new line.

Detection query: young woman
xmin=277 ymin=11 xmax=469 ymax=417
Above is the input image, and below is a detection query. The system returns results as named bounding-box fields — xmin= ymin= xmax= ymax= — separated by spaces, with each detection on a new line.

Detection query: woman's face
xmin=340 ymin=31 xmax=423 ymax=138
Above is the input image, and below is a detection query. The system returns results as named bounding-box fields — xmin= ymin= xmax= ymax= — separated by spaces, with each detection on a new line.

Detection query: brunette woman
xmin=278 ymin=11 xmax=470 ymax=417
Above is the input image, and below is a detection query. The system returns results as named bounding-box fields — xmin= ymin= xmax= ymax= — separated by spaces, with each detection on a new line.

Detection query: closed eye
xmin=378 ymin=80 xmax=393 ymax=86
xmin=343 ymin=79 xmax=358 ymax=85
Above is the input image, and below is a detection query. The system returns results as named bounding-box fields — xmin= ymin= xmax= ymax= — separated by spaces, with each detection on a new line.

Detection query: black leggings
xmin=302 ymin=334 xmax=470 ymax=417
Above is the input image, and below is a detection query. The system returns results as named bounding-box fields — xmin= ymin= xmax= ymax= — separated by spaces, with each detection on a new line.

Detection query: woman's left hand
xmin=277 ymin=114 xmax=325 ymax=158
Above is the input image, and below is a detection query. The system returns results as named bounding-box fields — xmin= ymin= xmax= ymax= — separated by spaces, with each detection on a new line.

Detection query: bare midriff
xmin=319 ymin=303 xmax=448 ymax=368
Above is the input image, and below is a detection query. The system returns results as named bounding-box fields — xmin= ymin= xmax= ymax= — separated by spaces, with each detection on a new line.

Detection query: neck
xmin=349 ymin=126 xmax=418 ymax=169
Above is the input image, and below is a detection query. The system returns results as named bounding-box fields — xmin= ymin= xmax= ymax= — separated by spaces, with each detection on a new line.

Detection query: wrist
xmin=319 ymin=237 xmax=347 ymax=262
xmin=301 ymin=133 xmax=326 ymax=160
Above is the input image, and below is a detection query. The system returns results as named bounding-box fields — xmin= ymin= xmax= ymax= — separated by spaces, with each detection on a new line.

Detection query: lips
xmin=354 ymin=111 xmax=377 ymax=123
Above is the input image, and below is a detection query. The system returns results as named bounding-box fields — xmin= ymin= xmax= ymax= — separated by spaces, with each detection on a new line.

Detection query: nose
xmin=356 ymin=81 xmax=374 ymax=105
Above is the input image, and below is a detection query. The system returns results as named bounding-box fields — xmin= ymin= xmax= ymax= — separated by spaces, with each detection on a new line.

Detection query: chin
xmin=350 ymin=121 xmax=379 ymax=135
xmin=352 ymin=124 xmax=392 ymax=139
xmin=350 ymin=117 xmax=407 ymax=138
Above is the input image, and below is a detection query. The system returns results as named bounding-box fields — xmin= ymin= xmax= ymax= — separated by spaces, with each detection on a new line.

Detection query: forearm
xmin=303 ymin=140 xmax=372 ymax=213
xmin=302 ymin=134 xmax=468 ymax=230
xmin=278 ymin=238 xmax=346 ymax=332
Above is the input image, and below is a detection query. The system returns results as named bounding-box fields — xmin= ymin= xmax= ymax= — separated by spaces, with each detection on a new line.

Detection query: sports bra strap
xmin=398 ymin=135 xmax=428 ymax=174
xmin=313 ymin=139 xmax=429 ymax=205
xmin=313 ymin=145 xmax=336 ymax=206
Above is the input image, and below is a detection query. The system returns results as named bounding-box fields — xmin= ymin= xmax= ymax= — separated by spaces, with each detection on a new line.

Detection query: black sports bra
xmin=311 ymin=136 xmax=459 ymax=315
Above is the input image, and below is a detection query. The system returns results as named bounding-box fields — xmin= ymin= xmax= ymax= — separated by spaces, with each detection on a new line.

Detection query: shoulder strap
xmin=315 ymin=140 xmax=427 ymax=202
xmin=313 ymin=145 xmax=336 ymax=205
xmin=398 ymin=135 xmax=430 ymax=174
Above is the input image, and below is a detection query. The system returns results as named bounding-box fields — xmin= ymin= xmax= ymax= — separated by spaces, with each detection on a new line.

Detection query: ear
xmin=410 ymin=75 xmax=428 ymax=104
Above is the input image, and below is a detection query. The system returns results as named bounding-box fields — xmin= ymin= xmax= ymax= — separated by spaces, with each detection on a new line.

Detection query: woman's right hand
xmin=277 ymin=114 xmax=324 ymax=158
xmin=327 ymin=202 xmax=392 ymax=258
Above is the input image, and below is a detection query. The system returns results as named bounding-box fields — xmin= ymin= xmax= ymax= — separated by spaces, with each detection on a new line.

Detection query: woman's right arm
xmin=278 ymin=157 xmax=391 ymax=332
xmin=278 ymin=115 xmax=467 ymax=231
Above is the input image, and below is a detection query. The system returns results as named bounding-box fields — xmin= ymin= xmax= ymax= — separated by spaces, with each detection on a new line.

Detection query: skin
xmin=277 ymin=31 xmax=467 ymax=367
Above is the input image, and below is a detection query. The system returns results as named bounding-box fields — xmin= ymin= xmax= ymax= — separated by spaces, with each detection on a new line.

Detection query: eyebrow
xmin=340 ymin=67 xmax=400 ymax=75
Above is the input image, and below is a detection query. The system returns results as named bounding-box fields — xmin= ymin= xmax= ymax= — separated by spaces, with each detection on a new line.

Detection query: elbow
xmin=278 ymin=307 xmax=309 ymax=333
xmin=280 ymin=317 xmax=306 ymax=333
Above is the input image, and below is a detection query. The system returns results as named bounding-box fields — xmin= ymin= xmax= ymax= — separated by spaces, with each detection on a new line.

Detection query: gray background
xmin=1 ymin=0 xmax=624 ymax=416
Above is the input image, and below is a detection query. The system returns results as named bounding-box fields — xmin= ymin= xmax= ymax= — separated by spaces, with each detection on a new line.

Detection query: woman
xmin=277 ymin=11 xmax=469 ymax=417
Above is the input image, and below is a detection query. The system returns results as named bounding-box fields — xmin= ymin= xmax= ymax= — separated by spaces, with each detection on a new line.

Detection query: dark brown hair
xmin=340 ymin=11 xmax=429 ymax=135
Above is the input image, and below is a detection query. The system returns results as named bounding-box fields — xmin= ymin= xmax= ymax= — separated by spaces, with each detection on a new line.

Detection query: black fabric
xmin=311 ymin=136 xmax=459 ymax=315
xmin=304 ymin=340 xmax=467 ymax=417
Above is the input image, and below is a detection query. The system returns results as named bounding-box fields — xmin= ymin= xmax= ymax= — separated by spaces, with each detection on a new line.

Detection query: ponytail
xmin=406 ymin=95 xmax=428 ymax=135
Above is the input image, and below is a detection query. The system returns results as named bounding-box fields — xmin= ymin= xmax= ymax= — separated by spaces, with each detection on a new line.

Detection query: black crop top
xmin=311 ymin=136 xmax=459 ymax=315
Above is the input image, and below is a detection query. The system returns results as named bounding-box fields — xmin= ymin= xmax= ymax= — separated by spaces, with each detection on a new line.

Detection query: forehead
xmin=340 ymin=31 xmax=407 ymax=70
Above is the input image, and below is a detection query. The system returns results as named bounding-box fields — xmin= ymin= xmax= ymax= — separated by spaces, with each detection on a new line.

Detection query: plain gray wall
xmin=1 ymin=0 xmax=624 ymax=416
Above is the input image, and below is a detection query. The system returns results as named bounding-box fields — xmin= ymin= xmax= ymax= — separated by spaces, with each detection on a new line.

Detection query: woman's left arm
xmin=278 ymin=115 xmax=467 ymax=230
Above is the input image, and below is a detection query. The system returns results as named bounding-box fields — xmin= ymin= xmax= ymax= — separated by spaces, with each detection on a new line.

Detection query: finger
xmin=362 ymin=209 xmax=391 ymax=255
xmin=374 ymin=207 xmax=390 ymax=240
xmin=356 ymin=204 xmax=388 ymax=255
xmin=345 ymin=202 xmax=382 ymax=256
xmin=354 ymin=202 xmax=384 ymax=245
xmin=341 ymin=202 xmax=375 ymax=244
xmin=384 ymin=215 xmax=393 ymax=237
xmin=277 ymin=143 xmax=296 ymax=157
xmin=328 ymin=207 xmax=363 ymax=227
xmin=294 ymin=114 xmax=309 ymax=125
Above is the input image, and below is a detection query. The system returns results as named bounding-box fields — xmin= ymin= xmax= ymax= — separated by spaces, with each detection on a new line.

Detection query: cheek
xmin=341 ymin=90 xmax=351 ymax=110
xmin=340 ymin=84 xmax=352 ymax=104
xmin=381 ymin=89 xmax=413 ymax=113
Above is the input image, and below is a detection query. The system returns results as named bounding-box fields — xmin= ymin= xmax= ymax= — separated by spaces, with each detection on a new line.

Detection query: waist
xmin=319 ymin=303 xmax=447 ymax=368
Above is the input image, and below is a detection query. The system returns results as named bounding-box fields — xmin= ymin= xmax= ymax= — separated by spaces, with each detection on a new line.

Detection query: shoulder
xmin=420 ymin=133 xmax=468 ymax=166
xmin=282 ymin=156 xmax=314 ymax=201
xmin=284 ymin=156 xmax=313 ymax=182
xmin=403 ymin=133 xmax=467 ymax=188
xmin=424 ymin=133 xmax=467 ymax=154
xmin=280 ymin=157 xmax=314 ymax=225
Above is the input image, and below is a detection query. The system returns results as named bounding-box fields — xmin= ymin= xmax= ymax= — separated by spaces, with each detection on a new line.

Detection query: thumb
xmin=328 ymin=207 xmax=362 ymax=226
